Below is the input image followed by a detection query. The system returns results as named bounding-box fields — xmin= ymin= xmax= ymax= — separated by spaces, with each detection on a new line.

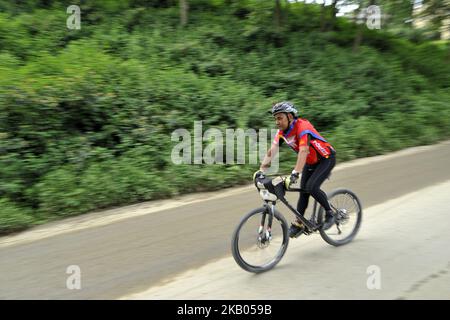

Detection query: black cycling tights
xmin=297 ymin=155 xmax=336 ymax=216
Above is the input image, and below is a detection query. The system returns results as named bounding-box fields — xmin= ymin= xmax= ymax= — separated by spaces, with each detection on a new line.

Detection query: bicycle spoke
xmin=321 ymin=191 xmax=361 ymax=244
xmin=236 ymin=211 xmax=286 ymax=269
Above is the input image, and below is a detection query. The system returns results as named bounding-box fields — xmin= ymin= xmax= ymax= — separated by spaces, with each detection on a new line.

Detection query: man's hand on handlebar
xmin=253 ymin=170 xmax=265 ymax=182
xmin=289 ymin=170 xmax=300 ymax=186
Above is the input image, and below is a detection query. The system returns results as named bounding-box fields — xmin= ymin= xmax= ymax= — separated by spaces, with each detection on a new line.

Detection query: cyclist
xmin=254 ymin=101 xmax=337 ymax=238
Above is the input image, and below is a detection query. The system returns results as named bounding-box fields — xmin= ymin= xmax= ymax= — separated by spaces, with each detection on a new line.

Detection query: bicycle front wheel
xmin=231 ymin=206 xmax=289 ymax=273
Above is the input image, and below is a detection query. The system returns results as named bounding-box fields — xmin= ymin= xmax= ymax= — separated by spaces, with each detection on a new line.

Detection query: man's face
xmin=274 ymin=113 xmax=292 ymax=131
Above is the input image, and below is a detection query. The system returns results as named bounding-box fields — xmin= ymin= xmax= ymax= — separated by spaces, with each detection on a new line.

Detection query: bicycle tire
xmin=231 ymin=206 xmax=289 ymax=273
xmin=318 ymin=189 xmax=362 ymax=246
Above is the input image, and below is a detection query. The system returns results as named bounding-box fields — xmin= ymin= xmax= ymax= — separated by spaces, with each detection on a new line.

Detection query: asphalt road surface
xmin=1 ymin=141 xmax=450 ymax=299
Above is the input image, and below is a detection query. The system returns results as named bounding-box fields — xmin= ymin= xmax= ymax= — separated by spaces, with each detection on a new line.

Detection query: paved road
xmin=1 ymin=141 xmax=450 ymax=299
xmin=123 ymin=180 xmax=450 ymax=300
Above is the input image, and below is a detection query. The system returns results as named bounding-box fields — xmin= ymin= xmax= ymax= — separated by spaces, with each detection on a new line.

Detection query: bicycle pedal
xmin=289 ymin=228 xmax=304 ymax=238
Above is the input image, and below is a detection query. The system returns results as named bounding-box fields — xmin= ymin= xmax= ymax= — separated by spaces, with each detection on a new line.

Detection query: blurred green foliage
xmin=0 ymin=0 xmax=449 ymax=234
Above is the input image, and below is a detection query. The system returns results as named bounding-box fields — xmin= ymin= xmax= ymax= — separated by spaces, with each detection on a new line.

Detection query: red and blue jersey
xmin=273 ymin=118 xmax=335 ymax=165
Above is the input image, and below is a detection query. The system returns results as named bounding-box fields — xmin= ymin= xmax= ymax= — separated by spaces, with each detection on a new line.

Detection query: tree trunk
xmin=353 ymin=2 xmax=364 ymax=53
xmin=284 ymin=0 xmax=289 ymax=25
xmin=353 ymin=25 xmax=363 ymax=52
xmin=275 ymin=0 xmax=282 ymax=31
xmin=180 ymin=0 xmax=189 ymax=27
xmin=329 ymin=0 xmax=339 ymax=31
xmin=408 ymin=0 xmax=415 ymax=29
xmin=320 ymin=3 xmax=326 ymax=31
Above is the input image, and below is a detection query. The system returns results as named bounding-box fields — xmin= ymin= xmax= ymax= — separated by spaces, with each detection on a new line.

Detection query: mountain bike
xmin=231 ymin=174 xmax=362 ymax=273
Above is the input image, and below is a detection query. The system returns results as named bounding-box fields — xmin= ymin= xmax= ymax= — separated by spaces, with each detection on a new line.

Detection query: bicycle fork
xmin=258 ymin=202 xmax=274 ymax=242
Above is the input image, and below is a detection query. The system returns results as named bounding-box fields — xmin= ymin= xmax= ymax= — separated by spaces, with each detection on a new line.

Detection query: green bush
xmin=0 ymin=198 xmax=34 ymax=235
xmin=33 ymin=166 xmax=83 ymax=217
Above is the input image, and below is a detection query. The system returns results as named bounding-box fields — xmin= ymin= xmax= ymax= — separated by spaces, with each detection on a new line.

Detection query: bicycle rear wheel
xmin=318 ymin=189 xmax=362 ymax=246
xmin=231 ymin=206 xmax=289 ymax=273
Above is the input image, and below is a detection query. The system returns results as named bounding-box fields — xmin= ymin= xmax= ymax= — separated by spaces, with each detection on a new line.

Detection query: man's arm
xmin=293 ymin=134 xmax=310 ymax=173
xmin=260 ymin=143 xmax=279 ymax=171
xmin=293 ymin=146 xmax=309 ymax=173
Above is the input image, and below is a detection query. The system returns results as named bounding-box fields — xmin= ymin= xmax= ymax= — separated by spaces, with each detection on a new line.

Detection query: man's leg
xmin=296 ymin=164 xmax=315 ymax=215
xmin=289 ymin=165 xmax=314 ymax=238
xmin=304 ymin=156 xmax=336 ymax=227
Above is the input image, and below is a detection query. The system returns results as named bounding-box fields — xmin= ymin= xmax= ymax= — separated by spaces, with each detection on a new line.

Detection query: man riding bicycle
xmin=254 ymin=101 xmax=337 ymax=238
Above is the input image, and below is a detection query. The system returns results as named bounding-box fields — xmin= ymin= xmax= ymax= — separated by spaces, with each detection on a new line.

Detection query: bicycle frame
xmin=257 ymin=174 xmax=339 ymax=233
xmin=261 ymin=188 xmax=322 ymax=232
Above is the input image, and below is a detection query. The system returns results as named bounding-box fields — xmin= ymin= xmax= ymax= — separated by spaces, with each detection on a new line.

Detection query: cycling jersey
xmin=273 ymin=118 xmax=335 ymax=165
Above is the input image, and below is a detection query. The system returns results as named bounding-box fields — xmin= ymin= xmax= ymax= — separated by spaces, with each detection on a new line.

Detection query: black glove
xmin=253 ymin=170 xmax=265 ymax=182
xmin=290 ymin=170 xmax=300 ymax=186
